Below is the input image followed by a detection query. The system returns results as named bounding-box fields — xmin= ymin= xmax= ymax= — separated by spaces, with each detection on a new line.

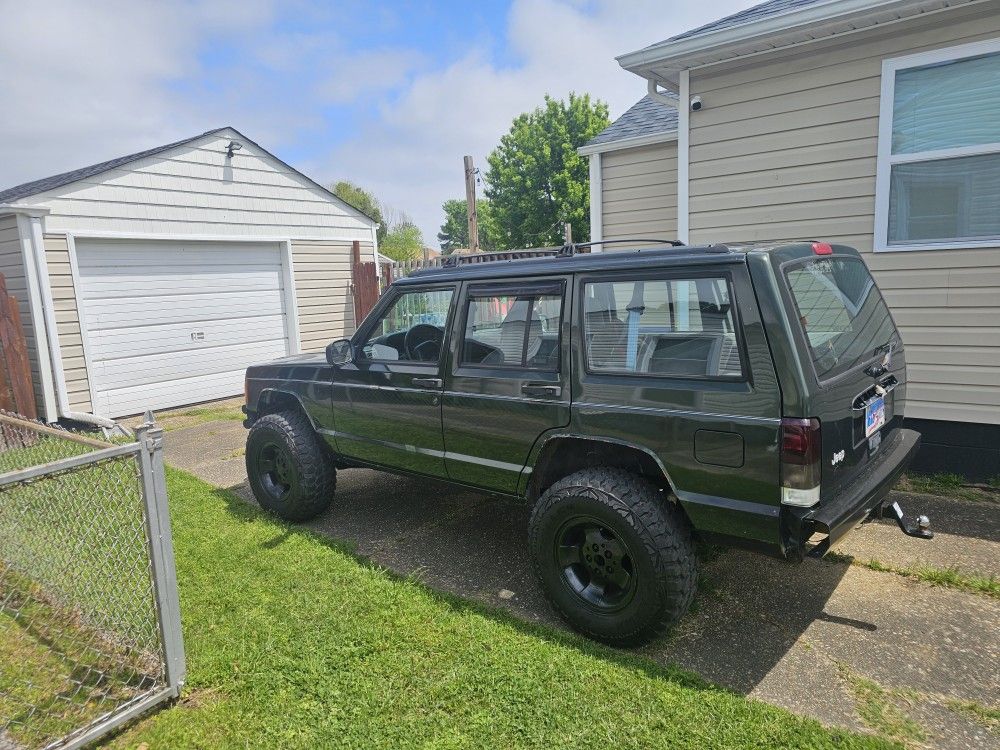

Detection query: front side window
xmin=582 ymin=276 xmax=742 ymax=378
xmin=879 ymin=45 xmax=1000 ymax=249
xmin=360 ymin=288 xmax=453 ymax=362
xmin=461 ymin=284 xmax=562 ymax=370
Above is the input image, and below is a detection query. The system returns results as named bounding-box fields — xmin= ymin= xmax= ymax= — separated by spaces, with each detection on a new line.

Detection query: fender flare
xmin=520 ymin=433 xmax=679 ymax=501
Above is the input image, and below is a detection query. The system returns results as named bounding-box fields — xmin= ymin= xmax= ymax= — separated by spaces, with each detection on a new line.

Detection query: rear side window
xmin=461 ymin=282 xmax=563 ymax=370
xmin=582 ymin=276 xmax=742 ymax=378
xmin=784 ymin=257 xmax=897 ymax=382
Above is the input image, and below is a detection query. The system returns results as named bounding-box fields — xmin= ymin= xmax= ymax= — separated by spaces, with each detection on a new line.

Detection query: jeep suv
xmin=242 ymin=241 xmax=931 ymax=645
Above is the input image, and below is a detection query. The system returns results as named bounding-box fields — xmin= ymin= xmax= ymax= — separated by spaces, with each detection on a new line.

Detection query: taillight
xmin=812 ymin=242 xmax=833 ymax=255
xmin=780 ymin=417 xmax=821 ymax=507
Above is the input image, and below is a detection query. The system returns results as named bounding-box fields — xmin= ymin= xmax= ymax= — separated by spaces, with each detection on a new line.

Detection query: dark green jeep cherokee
xmin=242 ymin=241 xmax=931 ymax=645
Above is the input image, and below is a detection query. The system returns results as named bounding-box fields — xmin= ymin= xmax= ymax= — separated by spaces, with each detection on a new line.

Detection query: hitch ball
xmin=917 ymin=515 xmax=931 ymax=532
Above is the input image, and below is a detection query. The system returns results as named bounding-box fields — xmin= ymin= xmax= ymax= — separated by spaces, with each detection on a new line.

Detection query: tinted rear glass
xmin=784 ymin=257 xmax=897 ymax=382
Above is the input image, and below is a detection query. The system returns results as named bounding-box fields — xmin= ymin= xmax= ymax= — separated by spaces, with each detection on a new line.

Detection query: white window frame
xmin=875 ymin=37 xmax=1000 ymax=253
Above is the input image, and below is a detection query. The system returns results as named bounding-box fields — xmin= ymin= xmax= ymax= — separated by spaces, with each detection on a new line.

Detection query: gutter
xmin=6 ymin=206 xmax=118 ymax=429
xmin=617 ymin=0 xmax=909 ymax=72
xmin=615 ymin=0 xmax=975 ymax=85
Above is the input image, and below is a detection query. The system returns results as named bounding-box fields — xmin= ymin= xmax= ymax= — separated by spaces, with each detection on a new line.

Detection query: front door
xmin=330 ymin=285 xmax=456 ymax=479
xmin=442 ymin=278 xmax=571 ymax=493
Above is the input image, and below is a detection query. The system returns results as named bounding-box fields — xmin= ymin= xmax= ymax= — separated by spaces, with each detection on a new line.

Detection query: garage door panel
xmin=89 ymin=315 xmax=287 ymax=360
xmin=77 ymin=239 xmax=290 ymax=416
xmin=96 ymin=369 xmax=254 ymax=418
xmin=82 ymin=290 xmax=285 ymax=330
xmin=79 ymin=270 xmax=283 ymax=299
xmin=78 ymin=244 xmax=282 ymax=269
xmin=91 ymin=340 xmax=288 ymax=390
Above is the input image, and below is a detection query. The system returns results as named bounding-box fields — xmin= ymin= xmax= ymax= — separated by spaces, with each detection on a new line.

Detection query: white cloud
xmin=0 ymin=0 xmax=282 ymax=187
xmin=0 ymin=0 xmax=756 ymax=250
xmin=321 ymin=0 xmax=755 ymax=246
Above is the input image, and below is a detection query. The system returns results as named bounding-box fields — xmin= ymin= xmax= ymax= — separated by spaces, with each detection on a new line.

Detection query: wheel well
xmin=257 ymin=390 xmax=308 ymax=421
xmin=527 ymin=438 xmax=673 ymax=503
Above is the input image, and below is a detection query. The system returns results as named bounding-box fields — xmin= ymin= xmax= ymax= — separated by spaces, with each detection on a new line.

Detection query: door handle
xmin=521 ymin=383 xmax=561 ymax=397
xmin=412 ymin=377 xmax=443 ymax=389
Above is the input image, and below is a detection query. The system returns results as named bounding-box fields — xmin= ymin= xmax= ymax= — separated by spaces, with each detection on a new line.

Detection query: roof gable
xmin=0 ymin=127 xmax=377 ymax=226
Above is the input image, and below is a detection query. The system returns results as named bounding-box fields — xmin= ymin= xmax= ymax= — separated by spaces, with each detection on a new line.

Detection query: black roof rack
xmin=557 ymin=238 xmax=685 ymax=256
xmin=437 ymin=238 xmax=693 ymax=269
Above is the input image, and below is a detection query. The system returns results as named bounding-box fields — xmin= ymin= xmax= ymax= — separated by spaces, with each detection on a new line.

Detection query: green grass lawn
xmin=102 ymin=469 xmax=896 ymax=749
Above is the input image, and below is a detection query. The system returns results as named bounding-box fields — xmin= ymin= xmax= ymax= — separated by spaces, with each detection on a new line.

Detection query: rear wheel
xmin=528 ymin=468 xmax=696 ymax=646
xmin=246 ymin=410 xmax=336 ymax=522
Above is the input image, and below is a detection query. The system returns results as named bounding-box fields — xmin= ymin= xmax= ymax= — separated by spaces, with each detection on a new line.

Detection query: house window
xmin=876 ymin=40 xmax=1000 ymax=251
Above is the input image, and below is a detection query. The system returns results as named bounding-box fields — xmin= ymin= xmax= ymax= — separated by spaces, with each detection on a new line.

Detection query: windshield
xmin=784 ymin=257 xmax=897 ymax=382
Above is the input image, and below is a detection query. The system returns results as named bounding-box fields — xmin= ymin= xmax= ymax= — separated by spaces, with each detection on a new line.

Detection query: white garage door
xmin=76 ymin=240 xmax=290 ymax=417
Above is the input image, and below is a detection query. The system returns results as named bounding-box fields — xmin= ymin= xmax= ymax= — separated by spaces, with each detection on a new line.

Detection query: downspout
xmin=27 ymin=218 xmax=117 ymax=429
xmin=647 ymin=77 xmax=689 ymax=244
xmin=588 ymin=153 xmax=602 ymax=252
xmin=14 ymin=211 xmax=57 ymax=422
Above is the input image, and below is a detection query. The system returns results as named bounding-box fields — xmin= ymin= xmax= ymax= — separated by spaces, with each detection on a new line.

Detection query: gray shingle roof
xmin=0 ymin=127 xmax=231 ymax=204
xmin=669 ymin=0 xmax=825 ymax=42
xmin=584 ymin=95 xmax=678 ymax=149
xmin=0 ymin=126 xmax=378 ymax=224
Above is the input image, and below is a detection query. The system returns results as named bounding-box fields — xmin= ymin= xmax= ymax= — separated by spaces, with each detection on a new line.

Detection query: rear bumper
xmin=782 ymin=428 xmax=921 ymax=559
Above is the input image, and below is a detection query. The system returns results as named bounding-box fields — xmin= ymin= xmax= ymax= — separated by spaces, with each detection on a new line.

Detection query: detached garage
xmin=0 ymin=127 xmax=377 ymax=423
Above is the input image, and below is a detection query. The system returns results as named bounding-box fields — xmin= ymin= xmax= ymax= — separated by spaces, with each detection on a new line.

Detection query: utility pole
xmin=563 ymin=222 xmax=572 ymax=246
xmin=464 ymin=155 xmax=480 ymax=253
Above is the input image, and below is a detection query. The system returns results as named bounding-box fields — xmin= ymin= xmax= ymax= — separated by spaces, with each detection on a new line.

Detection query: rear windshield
xmin=784 ymin=257 xmax=897 ymax=382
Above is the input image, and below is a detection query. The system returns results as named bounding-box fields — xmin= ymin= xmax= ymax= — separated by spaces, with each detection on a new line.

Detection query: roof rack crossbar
xmin=558 ymin=238 xmax=685 ymax=256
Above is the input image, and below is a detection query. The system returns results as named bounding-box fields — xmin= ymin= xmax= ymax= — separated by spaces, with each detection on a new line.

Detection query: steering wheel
xmin=404 ymin=324 xmax=444 ymax=361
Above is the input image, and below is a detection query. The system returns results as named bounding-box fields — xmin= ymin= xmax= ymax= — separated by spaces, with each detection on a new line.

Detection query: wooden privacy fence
xmin=350 ymin=246 xmax=565 ymax=326
xmin=0 ymin=274 xmax=35 ymax=419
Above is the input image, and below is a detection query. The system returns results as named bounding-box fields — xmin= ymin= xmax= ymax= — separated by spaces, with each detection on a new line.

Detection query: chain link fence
xmin=0 ymin=412 xmax=184 ymax=749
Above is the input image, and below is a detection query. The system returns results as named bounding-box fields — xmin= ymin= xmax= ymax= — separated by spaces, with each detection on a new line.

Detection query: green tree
xmin=332 ymin=180 xmax=386 ymax=244
xmin=381 ymin=222 xmax=424 ymax=261
xmin=485 ymin=93 xmax=609 ymax=249
xmin=437 ymin=198 xmax=498 ymax=253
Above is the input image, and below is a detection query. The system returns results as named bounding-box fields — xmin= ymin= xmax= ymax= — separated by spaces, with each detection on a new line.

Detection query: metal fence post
xmin=135 ymin=410 xmax=186 ymax=696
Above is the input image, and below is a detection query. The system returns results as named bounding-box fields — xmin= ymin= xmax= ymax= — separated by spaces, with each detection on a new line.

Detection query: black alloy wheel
xmin=555 ymin=516 xmax=637 ymax=611
xmin=256 ymin=440 xmax=298 ymax=503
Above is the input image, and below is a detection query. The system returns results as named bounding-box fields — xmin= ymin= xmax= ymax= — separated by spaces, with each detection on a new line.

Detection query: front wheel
xmin=246 ymin=410 xmax=336 ymax=522
xmin=528 ymin=468 xmax=696 ymax=646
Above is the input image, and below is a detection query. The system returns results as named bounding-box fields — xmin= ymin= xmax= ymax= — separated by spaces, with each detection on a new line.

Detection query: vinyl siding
xmin=601 ymin=143 xmax=678 ymax=246
xmin=19 ymin=131 xmax=374 ymax=241
xmin=45 ymin=234 xmax=92 ymax=412
xmin=687 ymin=4 xmax=1000 ymax=425
xmin=0 ymin=216 xmax=43 ymax=410
xmin=292 ymin=240 xmax=366 ymax=352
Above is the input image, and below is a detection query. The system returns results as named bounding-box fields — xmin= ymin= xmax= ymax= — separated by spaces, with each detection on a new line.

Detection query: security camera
xmin=690 ymin=96 xmax=703 ymax=112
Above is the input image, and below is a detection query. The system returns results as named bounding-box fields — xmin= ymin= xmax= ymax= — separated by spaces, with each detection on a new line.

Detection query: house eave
xmin=578 ymin=130 xmax=678 ymax=156
xmin=0 ymin=204 xmax=50 ymax=218
xmin=617 ymin=0 xmax=985 ymax=86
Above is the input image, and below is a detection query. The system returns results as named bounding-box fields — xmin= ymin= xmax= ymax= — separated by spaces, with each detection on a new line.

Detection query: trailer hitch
xmin=884 ymin=501 xmax=933 ymax=539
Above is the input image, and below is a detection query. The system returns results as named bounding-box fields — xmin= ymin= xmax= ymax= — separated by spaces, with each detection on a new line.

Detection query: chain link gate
xmin=0 ymin=412 xmax=184 ymax=749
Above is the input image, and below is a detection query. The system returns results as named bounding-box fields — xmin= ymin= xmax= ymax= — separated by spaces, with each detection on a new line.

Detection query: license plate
xmin=865 ymin=396 xmax=885 ymax=438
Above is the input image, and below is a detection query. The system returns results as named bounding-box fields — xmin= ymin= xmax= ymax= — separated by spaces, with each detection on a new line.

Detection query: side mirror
xmin=326 ymin=338 xmax=354 ymax=367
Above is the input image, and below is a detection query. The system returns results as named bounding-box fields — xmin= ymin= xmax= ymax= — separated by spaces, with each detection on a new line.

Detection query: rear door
xmin=441 ymin=277 xmax=571 ymax=493
xmin=778 ymin=250 xmax=905 ymax=501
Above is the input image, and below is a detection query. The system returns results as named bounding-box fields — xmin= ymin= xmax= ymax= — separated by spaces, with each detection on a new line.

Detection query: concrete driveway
xmin=159 ymin=406 xmax=1000 ymax=749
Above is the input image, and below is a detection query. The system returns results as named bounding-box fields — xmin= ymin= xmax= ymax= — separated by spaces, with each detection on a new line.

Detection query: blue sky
xmin=0 ymin=0 xmax=754 ymax=244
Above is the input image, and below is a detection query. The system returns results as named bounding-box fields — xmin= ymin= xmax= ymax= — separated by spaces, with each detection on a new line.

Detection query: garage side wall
xmin=0 ymin=215 xmax=43 ymax=409
xmin=601 ymin=143 xmax=678 ymax=247
xmin=45 ymin=234 xmax=92 ymax=412
xmin=687 ymin=6 xmax=1000 ymax=425
xmin=292 ymin=240 xmax=370 ymax=351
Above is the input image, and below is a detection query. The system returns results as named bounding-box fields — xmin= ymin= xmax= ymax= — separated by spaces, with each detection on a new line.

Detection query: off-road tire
xmin=528 ymin=468 xmax=696 ymax=646
xmin=246 ymin=410 xmax=336 ymax=522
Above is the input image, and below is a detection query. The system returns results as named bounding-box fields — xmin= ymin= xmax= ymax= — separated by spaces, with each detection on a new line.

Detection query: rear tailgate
xmin=774 ymin=245 xmax=906 ymax=505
